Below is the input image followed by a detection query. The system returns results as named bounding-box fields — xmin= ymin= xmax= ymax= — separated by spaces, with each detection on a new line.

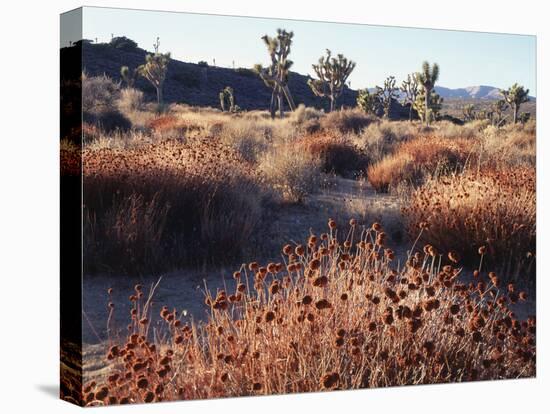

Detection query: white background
xmin=0 ymin=0 xmax=547 ymax=412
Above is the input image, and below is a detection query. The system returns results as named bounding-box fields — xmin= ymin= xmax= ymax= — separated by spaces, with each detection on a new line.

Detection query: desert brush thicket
xmin=78 ymin=220 xmax=535 ymax=405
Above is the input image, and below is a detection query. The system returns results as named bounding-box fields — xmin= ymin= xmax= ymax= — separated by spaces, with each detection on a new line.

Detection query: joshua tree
xmin=254 ymin=29 xmax=296 ymax=118
xmin=462 ymin=104 xmax=476 ymax=122
xmin=137 ymin=39 xmax=170 ymax=107
xmin=414 ymin=87 xmax=443 ymax=124
xmin=120 ymin=66 xmax=138 ymax=88
xmin=219 ymin=87 xmax=236 ymax=112
xmin=401 ymin=73 xmax=419 ymax=122
xmin=308 ymin=49 xmax=356 ymax=112
xmin=356 ymin=89 xmax=380 ymax=115
xmin=416 ymin=61 xmax=440 ymax=126
xmin=375 ymin=76 xmax=399 ymax=119
xmin=501 ymin=83 xmax=530 ymax=124
xmin=489 ymin=99 xmax=509 ymax=127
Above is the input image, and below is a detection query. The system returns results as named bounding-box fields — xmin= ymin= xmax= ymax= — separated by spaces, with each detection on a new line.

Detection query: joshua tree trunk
xmin=424 ymin=90 xmax=430 ymax=126
xmin=281 ymin=85 xmax=296 ymax=111
xmin=513 ymin=103 xmax=518 ymax=124
xmin=269 ymin=90 xmax=276 ymax=119
xmin=408 ymin=104 xmax=413 ymax=122
xmin=278 ymin=91 xmax=284 ymax=118
xmin=157 ymin=87 xmax=163 ymax=107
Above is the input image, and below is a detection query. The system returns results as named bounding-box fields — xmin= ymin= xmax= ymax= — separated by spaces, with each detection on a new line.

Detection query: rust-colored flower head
xmin=448 ymin=251 xmax=460 ymax=263
xmin=283 ymin=244 xmax=293 ymax=255
xmin=328 ymin=219 xmax=337 ymax=229
xmin=295 ymin=245 xmax=305 ymax=256
xmin=264 ymin=310 xmax=276 ymax=323
xmin=302 ymin=295 xmax=313 ymax=305
xmin=349 ymin=218 xmax=357 ymax=227
xmin=449 ymin=304 xmax=460 ymax=315
xmin=309 ymin=258 xmax=321 ymax=270
xmin=478 ymin=246 xmax=487 ymax=255
xmin=313 ymin=275 xmax=328 ymax=288
xmin=372 ymin=222 xmax=382 ymax=232
xmin=320 ymin=372 xmax=340 ymax=389
xmin=340 ymin=293 xmax=348 ymax=301
xmin=249 ymin=262 xmax=259 ymax=271
xmin=136 ymin=377 xmax=149 ymax=389
xmin=315 ymin=299 xmax=332 ymax=310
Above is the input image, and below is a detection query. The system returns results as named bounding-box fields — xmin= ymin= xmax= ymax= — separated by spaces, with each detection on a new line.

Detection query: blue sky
xmin=80 ymin=7 xmax=536 ymax=94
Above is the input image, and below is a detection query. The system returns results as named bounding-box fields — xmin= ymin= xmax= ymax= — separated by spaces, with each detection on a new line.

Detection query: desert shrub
xmin=83 ymin=110 xmax=132 ymax=134
xmin=217 ymin=119 xmax=274 ymax=163
xmin=402 ymin=167 xmax=535 ymax=282
xmin=259 ymin=144 xmax=321 ymax=203
xmin=357 ymin=121 xmax=419 ymax=163
xmin=368 ymin=136 xmax=475 ymax=192
xmin=235 ymin=67 xmax=257 ymax=78
xmin=435 ymin=119 xmax=490 ymax=140
xmin=300 ymin=133 xmax=368 ymax=176
xmin=87 ymin=220 xmax=535 ymax=405
xmin=118 ymin=88 xmax=144 ymax=113
xmin=83 ymin=139 xmax=267 ymax=273
xmin=320 ymin=109 xmax=377 ymax=134
xmin=82 ymin=73 xmax=120 ymax=112
xmin=481 ymin=122 xmax=536 ymax=168
xmin=110 ymin=36 xmax=138 ymax=50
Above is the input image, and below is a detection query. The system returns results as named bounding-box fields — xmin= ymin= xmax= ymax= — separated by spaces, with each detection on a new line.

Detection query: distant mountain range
xmin=368 ymin=85 xmax=534 ymax=101
xmin=435 ymin=85 xmax=535 ymax=100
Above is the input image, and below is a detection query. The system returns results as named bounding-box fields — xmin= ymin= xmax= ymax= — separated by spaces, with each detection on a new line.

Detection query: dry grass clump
xmin=300 ymin=133 xmax=369 ymax=177
xmin=117 ymin=88 xmax=144 ymax=113
xmin=431 ymin=120 xmax=490 ymax=140
xmin=83 ymin=139 xmax=267 ymax=272
xmin=481 ymin=121 xmax=536 ymax=168
xmin=84 ymin=220 xmax=535 ymax=406
xmin=357 ymin=120 xmax=420 ymax=163
xmin=402 ymin=167 xmax=535 ymax=282
xmin=259 ymin=143 xmax=322 ymax=203
xmin=368 ymin=136 xmax=475 ymax=192
xmin=320 ymin=109 xmax=377 ymax=135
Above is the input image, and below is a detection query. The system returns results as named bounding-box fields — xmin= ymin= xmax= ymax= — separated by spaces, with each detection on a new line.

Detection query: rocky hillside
xmin=80 ymin=41 xmax=360 ymax=112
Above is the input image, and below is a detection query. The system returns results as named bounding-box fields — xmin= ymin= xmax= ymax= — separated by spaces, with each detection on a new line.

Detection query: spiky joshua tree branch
xmin=308 ymin=49 xmax=356 ymax=112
